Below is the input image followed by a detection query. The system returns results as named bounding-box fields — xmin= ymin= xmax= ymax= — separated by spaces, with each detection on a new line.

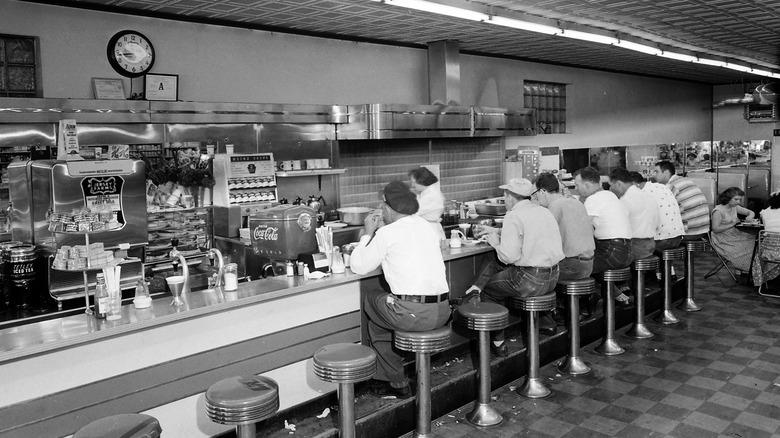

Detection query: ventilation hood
xmin=713 ymin=83 xmax=779 ymax=108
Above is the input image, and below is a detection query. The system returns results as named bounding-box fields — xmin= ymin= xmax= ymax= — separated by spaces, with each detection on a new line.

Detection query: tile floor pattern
xmin=427 ymin=263 xmax=780 ymax=438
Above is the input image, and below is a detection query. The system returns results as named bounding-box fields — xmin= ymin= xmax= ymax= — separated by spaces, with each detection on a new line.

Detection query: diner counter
xmin=0 ymin=242 xmax=493 ymax=438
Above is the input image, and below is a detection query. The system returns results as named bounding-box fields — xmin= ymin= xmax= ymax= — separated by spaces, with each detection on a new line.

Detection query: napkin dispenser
xmin=299 ymin=252 xmax=330 ymax=273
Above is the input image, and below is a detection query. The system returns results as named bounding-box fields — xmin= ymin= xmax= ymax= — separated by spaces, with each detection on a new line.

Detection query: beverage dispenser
xmin=248 ymin=205 xmax=317 ymax=276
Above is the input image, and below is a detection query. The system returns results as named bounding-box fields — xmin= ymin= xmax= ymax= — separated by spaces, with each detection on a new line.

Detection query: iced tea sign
xmin=81 ymin=175 xmax=126 ymax=227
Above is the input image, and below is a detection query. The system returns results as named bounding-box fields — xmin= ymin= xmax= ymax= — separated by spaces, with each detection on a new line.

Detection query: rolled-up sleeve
xmin=349 ymin=234 xmax=386 ymax=274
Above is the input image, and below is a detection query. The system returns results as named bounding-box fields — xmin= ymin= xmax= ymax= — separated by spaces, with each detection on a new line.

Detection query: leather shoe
xmin=368 ymin=379 xmax=412 ymax=399
xmin=490 ymin=342 xmax=509 ymax=358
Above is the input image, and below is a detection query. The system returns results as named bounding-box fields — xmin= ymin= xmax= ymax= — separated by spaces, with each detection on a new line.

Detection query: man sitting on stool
xmin=464 ymin=178 xmax=564 ymax=356
xmin=350 ymin=181 xmax=451 ymax=398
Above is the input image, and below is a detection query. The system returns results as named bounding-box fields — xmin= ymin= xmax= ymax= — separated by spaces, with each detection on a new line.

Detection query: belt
xmin=571 ymin=255 xmax=594 ymax=261
xmin=596 ymin=238 xmax=629 ymax=243
xmin=396 ymin=292 xmax=449 ymax=303
xmin=517 ymin=265 xmax=557 ymax=272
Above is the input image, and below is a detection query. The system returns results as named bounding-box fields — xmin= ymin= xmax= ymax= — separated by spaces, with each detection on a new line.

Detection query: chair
xmin=313 ymin=343 xmax=376 ymax=438
xmin=74 ymin=414 xmax=161 ymax=438
xmin=757 ymin=230 xmax=780 ymax=298
xmin=394 ymin=326 xmax=452 ymax=438
xmin=456 ymin=301 xmax=509 ymax=427
xmin=556 ymin=279 xmax=594 ymax=375
xmin=595 ymin=268 xmax=630 ymax=356
xmin=703 ymin=233 xmax=739 ymax=282
xmin=626 ymin=257 xmax=658 ymax=339
xmin=509 ymin=292 xmax=557 ymax=398
xmin=205 ymin=375 xmax=279 ymax=438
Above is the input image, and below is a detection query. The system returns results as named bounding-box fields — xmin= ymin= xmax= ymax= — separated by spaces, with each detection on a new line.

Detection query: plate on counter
xmin=324 ymin=221 xmax=348 ymax=229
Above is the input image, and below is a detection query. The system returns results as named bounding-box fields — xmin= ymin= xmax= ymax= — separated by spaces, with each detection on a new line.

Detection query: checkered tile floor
xmin=427 ymin=256 xmax=780 ymax=438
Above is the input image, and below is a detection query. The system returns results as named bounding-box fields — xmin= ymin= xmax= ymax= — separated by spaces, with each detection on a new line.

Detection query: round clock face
xmin=107 ymin=30 xmax=155 ymax=78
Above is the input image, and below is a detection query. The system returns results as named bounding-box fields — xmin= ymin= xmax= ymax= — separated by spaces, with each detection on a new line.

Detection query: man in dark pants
xmin=350 ymin=181 xmax=451 ymax=398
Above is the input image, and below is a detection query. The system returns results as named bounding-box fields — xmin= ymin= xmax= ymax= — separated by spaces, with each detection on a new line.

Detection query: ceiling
xmin=27 ymin=0 xmax=780 ymax=84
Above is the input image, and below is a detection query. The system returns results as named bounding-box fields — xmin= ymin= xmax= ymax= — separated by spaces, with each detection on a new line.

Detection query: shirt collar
xmin=511 ymin=199 xmax=533 ymax=211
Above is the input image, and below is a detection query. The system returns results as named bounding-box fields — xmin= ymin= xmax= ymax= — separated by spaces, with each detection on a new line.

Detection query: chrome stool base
xmin=657 ymin=248 xmax=684 ymax=325
xmin=466 ymin=403 xmax=504 ymax=427
xmin=626 ymin=322 xmax=654 ymax=339
xmin=678 ymin=297 xmax=701 ymax=312
xmin=596 ymin=268 xmax=630 ymax=356
xmin=557 ymin=356 xmax=591 ymax=375
xmin=556 ymin=279 xmax=594 ymax=376
xmin=518 ymin=377 xmax=551 ymax=399
xmin=657 ymin=309 xmax=680 ymax=325
xmin=595 ymin=338 xmax=625 ymax=356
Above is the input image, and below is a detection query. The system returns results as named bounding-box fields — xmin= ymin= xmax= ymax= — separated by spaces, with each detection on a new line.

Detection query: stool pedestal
xmin=595 ymin=268 xmax=630 ymax=355
xmin=681 ymin=240 xmax=706 ymax=312
xmin=510 ymin=292 xmax=556 ymax=398
xmin=457 ymin=301 xmax=509 ymax=427
xmin=556 ymin=279 xmax=594 ymax=375
xmin=205 ymin=375 xmax=279 ymax=438
xmin=627 ymin=257 xmax=659 ymax=339
xmin=313 ymin=343 xmax=377 ymax=438
xmin=395 ymin=326 xmax=452 ymax=438
xmin=657 ymin=248 xmax=684 ymax=325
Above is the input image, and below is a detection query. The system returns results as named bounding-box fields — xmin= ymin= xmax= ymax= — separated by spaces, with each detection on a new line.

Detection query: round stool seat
xmin=556 ymin=278 xmax=595 ymax=295
xmin=394 ymin=326 xmax=451 ymax=353
xmin=205 ymin=376 xmax=279 ymax=425
xmin=602 ymin=267 xmax=632 ymax=282
xmin=510 ymin=292 xmax=556 ymax=311
xmin=457 ymin=301 xmax=509 ymax=331
xmin=661 ymin=247 xmax=685 ymax=261
xmin=313 ymin=343 xmax=376 ymax=383
xmin=686 ymin=240 xmax=707 ymax=252
xmin=633 ymin=256 xmax=659 ymax=271
xmin=74 ymin=414 xmax=161 ymax=438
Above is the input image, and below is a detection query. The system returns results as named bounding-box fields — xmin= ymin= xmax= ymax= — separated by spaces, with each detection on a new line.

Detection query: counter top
xmin=0 ymin=243 xmax=492 ymax=364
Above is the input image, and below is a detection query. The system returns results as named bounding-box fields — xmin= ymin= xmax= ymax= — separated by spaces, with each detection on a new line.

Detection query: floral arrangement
xmin=145 ymin=148 xmax=214 ymax=208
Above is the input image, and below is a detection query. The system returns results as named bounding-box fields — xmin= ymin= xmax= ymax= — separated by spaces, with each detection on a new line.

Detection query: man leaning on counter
xmin=349 ymin=181 xmax=451 ymax=398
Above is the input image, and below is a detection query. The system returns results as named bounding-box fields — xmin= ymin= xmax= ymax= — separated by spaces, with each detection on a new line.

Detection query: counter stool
xmin=626 ymin=256 xmax=659 ymax=339
xmin=681 ymin=240 xmax=706 ymax=312
xmin=509 ymin=292 xmax=556 ymax=398
xmin=456 ymin=301 xmax=509 ymax=427
xmin=556 ymin=279 xmax=595 ymax=375
xmin=394 ymin=326 xmax=452 ymax=438
xmin=595 ymin=267 xmax=630 ymax=356
xmin=656 ymin=248 xmax=684 ymax=325
xmin=74 ymin=414 xmax=161 ymax=438
xmin=313 ymin=343 xmax=376 ymax=438
xmin=205 ymin=375 xmax=279 ymax=438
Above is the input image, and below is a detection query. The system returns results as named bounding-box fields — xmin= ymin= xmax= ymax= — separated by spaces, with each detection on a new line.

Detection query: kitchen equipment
xmin=249 ymin=205 xmax=317 ymax=261
xmin=166 ymin=275 xmax=185 ymax=307
xmin=458 ymin=223 xmax=472 ymax=238
xmin=337 ymin=207 xmax=372 ymax=226
xmin=307 ymin=195 xmax=326 ymax=213
xmin=475 ymin=203 xmax=507 ymax=216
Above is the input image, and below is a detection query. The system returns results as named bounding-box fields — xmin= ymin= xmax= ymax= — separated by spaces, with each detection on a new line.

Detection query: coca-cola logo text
xmin=253 ymin=225 xmax=279 ymax=241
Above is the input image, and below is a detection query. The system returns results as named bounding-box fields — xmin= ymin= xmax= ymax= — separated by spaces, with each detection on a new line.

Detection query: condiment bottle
xmin=331 ymin=248 xmax=346 ymax=274
xmin=224 ymin=263 xmax=238 ymax=291
xmin=95 ymin=273 xmax=109 ymax=318
xmin=285 ymin=261 xmax=295 ymax=276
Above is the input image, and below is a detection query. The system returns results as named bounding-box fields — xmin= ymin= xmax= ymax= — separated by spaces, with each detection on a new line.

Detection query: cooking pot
xmin=475 ymin=203 xmax=506 ymax=216
xmin=337 ymin=207 xmax=373 ymax=225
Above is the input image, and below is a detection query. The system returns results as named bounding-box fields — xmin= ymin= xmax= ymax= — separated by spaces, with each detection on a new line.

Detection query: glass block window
xmin=523 ymin=81 xmax=566 ymax=134
xmin=0 ymin=34 xmax=41 ymax=97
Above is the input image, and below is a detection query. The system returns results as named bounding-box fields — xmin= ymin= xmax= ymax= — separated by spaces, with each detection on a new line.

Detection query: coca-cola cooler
xmin=249 ymin=205 xmax=317 ymax=261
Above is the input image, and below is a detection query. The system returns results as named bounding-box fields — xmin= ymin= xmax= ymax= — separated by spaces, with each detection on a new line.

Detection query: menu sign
xmin=81 ymin=175 xmax=126 ymax=226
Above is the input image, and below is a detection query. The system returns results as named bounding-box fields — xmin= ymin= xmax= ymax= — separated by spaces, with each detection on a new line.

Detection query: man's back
xmin=583 ymin=190 xmax=632 ymax=240
xmin=642 ymin=182 xmax=685 ymax=240
xmin=548 ymin=196 xmax=595 ymax=258
xmin=667 ymin=175 xmax=710 ymax=235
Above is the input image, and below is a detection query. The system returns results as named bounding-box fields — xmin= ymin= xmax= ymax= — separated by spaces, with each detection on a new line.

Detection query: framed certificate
xmin=91 ymin=78 xmax=126 ymax=100
xmin=144 ymin=73 xmax=178 ymax=101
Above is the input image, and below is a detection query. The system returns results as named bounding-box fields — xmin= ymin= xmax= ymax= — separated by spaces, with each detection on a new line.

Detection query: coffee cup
xmin=279 ymin=160 xmax=293 ymax=171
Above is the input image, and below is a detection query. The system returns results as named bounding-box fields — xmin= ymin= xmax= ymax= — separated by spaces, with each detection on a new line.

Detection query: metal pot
xmin=337 ymin=207 xmax=372 ymax=225
xmin=475 ymin=203 xmax=507 ymax=216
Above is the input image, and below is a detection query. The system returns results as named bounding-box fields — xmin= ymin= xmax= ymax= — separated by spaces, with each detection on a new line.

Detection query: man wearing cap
xmin=350 ymin=181 xmax=451 ymax=398
xmin=468 ymin=178 xmax=564 ymax=356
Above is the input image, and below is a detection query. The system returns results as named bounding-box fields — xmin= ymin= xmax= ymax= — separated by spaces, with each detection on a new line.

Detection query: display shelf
xmin=275 ymin=168 xmax=346 ymax=177
xmin=147 ymin=205 xmax=214 ymax=214
xmin=51 ymin=262 xmax=118 ymax=273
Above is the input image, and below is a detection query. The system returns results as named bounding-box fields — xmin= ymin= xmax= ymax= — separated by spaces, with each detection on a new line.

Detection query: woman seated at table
xmin=710 ymin=187 xmax=756 ymax=279
xmin=760 ymin=192 xmax=780 ymax=232
xmin=757 ymin=192 xmax=780 ymax=286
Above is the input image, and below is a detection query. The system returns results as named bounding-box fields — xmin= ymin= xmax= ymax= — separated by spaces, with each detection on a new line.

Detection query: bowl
xmin=475 ymin=203 xmax=506 ymax=216
xmin=337 ymin=207 xmax=373 ymax=225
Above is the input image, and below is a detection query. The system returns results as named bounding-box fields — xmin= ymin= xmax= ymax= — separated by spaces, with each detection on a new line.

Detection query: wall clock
xmin=106 ymin=30 xmax=155 ymax=78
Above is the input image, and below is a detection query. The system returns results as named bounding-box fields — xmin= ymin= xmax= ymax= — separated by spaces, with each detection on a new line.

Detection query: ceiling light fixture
xmin=560 ymin=29 xmax=618 ymax=45
xmin=488 ymin=16 xmax=559 ymax=34
xmin=374 ymin=0 xmax=488 ymax=21
xmin=695 ymin=58 xmax=727 ymax=68
xmin=724 ymin=63 xmax=753 ymax=73
xmin=659 ymin=51 xmax=697 ymax=62
xmin=613 ymin=40 xmax=662 ymax=56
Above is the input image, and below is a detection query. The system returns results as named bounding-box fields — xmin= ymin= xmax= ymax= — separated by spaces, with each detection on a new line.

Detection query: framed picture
xmin=144 ymin=73 xmax=178 ymax=101
xmin=91 ymin=77 xmax=126 ymax=100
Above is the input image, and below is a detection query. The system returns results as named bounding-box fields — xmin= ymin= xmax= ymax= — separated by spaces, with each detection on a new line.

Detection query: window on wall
xmin=0 ymin=34 xmax=41 ymax=97
xmin=523 ymin=81 xmax=566 ymax=134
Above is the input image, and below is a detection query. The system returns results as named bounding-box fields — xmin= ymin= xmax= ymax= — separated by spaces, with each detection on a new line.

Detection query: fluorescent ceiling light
xmin=659 ymin=51 xmax=696 ymax=62
xmin=560 ymin=29 xmax=618 ymax=45
xmin=725 ymin=63 xmax=753 ymax=73
xmin=750 ymin=68 xmax=774 ymax=77
xmin=695 ymin=58 xmax=727 ymax=68
xmin=614 ymin=40 xmax=661 ymax=55
xmin=489 ymin=16 xmax=559 ymax=35
xmin=378 ymin=0 xmax=488 ymax=21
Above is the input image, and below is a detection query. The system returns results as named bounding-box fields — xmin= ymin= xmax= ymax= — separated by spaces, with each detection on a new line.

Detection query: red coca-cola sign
xmin=253 ymin=224 xmax=279 ymax=241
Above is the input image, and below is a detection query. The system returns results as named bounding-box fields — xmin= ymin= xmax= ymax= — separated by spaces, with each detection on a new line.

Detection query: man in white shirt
xmin=350 ymin=181 xmax=451 ymax=398
xmin=630 ymin=171 xmax=684 ymax=251
xmin=574 ymin=167 xmax=633 ymax=274
xmin=609 ymin=168 xmax=659 ymax=261
xmin=468 ymin=178 xmax=564 ymax=356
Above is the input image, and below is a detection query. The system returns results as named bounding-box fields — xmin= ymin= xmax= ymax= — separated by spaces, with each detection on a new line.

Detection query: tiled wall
xmin=338 ymin=138 xmax=503 ymax=207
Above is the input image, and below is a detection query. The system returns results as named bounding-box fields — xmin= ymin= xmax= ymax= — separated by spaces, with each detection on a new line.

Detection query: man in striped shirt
xmin=653 ymin=161 xmax=710 ymax=239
